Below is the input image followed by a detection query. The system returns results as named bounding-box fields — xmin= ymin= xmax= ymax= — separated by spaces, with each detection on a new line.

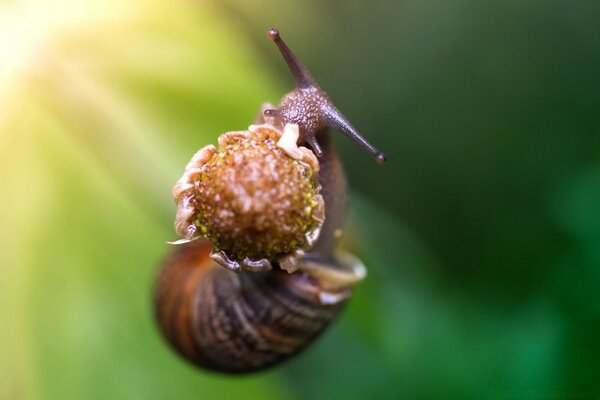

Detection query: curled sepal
xmin=300 ymin=250 xmax=367 ymax=305
xmin=210 ymin=249 xmax=273 ymax=273
xmin=172 ymin=123 xmax=324 ymax=272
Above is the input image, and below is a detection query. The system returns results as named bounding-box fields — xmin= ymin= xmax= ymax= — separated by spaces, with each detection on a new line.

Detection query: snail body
xmin=154 ymin=29 xmax=384 ymax=373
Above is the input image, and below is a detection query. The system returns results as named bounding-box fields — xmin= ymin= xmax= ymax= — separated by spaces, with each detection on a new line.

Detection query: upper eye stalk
xmin=265 ymin=28 xmax=386 ymax=164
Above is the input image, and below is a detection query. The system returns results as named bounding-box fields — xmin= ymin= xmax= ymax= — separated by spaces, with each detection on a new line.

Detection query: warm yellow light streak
xmin=0 ymin=0 xmax=140 ymax=132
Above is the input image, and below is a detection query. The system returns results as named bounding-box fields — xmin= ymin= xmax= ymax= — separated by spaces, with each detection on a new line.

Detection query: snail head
xmin=264 ymin=28 xmax=386 ymax=164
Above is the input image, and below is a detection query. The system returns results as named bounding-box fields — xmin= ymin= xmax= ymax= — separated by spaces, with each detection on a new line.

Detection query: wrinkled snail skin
xmin=154 ymin=28 xmax=380 ymax=374
xmin=305 ymin=131 xmax=347 ymax=264
xmin=155 ymin=240 xmax=351 ymax=373
xmin=264 ymin=29 xmax=386 ymax=164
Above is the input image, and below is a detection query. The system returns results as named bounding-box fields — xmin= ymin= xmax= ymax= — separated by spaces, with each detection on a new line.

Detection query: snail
xmin=154 ymin=29 xmax=384 ymax=374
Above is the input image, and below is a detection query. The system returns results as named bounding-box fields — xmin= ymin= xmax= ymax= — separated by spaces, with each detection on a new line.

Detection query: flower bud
xmin=172 ymin=124 xmax=324 ymax=272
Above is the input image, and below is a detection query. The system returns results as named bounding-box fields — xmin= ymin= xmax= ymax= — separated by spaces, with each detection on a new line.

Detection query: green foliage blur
xmin=1 ymin=0 xmax=599 ymax=399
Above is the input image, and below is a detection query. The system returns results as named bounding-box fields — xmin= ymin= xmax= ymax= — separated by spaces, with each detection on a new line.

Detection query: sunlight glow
xmin=0 ymin=0 xmax=138 ymax=129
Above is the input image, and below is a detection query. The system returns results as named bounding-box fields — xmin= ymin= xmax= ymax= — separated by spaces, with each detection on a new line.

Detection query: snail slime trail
xmin=154 ymin=28 xmax=384 ymax=374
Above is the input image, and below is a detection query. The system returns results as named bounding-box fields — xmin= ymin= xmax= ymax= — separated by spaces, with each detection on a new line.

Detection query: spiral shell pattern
xmin=154 ymin=239 xmax=364 ymax=373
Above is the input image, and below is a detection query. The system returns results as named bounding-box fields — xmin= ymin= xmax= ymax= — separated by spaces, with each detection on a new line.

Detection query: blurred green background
xmin=1 ymin=0 xmax=599 ymax=399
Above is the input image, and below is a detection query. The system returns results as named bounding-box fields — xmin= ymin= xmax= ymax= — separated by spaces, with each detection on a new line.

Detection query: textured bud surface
xmin=173 ymin=124 xmax=324 ymax=269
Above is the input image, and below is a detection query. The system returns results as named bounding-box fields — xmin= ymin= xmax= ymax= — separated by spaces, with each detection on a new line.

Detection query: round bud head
xmin=172 ymin=124 xmax=324 ymax=272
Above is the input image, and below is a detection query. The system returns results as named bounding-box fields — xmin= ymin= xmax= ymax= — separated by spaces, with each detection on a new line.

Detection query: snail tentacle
xmin=267 ymin=28 xmax=386 ymax=163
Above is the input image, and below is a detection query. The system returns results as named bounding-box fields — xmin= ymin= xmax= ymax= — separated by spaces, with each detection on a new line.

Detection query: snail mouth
xmin=296 ymin=249 xmax=367 ymax=305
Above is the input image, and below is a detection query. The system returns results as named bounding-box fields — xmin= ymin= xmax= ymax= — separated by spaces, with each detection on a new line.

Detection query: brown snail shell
xmin=154 ymin=239 xmax=365 ymax=374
